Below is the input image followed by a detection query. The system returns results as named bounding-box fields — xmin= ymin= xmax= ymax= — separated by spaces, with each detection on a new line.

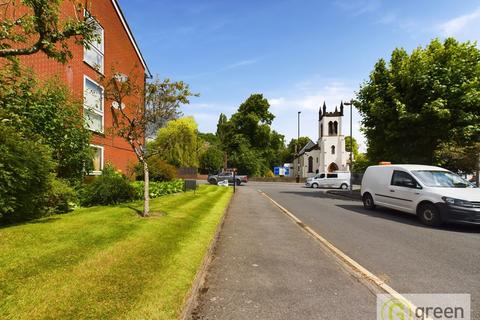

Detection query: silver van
xmin=305 ymin=172 xmax=350 ymax=189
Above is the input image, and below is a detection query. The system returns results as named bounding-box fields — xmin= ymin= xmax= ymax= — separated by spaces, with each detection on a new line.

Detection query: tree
xmin=216 ymin=94 xmax=285 ymax=176
xmin=0 ymin=63 xmax=92 ymax=182
xmin=151 ymin=117 xmax=199 ymax=168
xmin=199 ymin=145 xmax=223 ymax=174
xmin=0 ymin=0 xmax=97 ymax=62
xmin=103 ymin=73 xmax=196 ymax=217
xmin=282 ymin=136 xmax=311 ymax=163
xmin=356 ymin=38 xmax=480 ymax=170
xmin=344 ymin=136 xmax=359 ymax=159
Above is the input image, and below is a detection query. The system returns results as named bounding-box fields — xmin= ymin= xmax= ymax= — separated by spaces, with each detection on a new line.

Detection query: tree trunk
xmin=143 ymin=160 xmax=150 ymax=217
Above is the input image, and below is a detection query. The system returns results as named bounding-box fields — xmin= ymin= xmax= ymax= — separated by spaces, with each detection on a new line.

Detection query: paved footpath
xmin=190 ymin=186 xmax=377 ymax=320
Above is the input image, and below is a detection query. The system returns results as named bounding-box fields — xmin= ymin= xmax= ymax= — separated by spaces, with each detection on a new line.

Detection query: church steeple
xmin=322 ymin=101 xmax=327 ymax=114
xmin=340 ymin=101 xmax=344 ymax=116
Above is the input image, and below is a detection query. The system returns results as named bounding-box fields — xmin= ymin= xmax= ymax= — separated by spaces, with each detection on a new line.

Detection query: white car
xmin=361 ymin=164 xmax=480 ymax=226
xmin=305 ymin=172 xmax=350 ymax=190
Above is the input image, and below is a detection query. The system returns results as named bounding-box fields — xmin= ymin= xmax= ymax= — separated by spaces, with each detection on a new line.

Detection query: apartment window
xmin=84 ymin=77 xmax=104 ymax=133
xmin=90 ymin=145 xmax=104 ymax=175
xmin=84 ymin=15 xmax=104 ymax=73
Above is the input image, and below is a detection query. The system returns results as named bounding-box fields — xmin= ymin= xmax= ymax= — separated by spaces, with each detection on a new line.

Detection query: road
xmin=251 ymin=181 xmax=480 ymax=319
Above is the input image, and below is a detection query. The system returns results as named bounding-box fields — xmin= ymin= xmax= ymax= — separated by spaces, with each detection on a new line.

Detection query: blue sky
xmin=118 ymin=0 xmax=480 ymax=151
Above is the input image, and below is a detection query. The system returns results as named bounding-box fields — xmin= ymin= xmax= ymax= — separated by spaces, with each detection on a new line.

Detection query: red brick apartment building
xmin=20 ymin=0 xmax=151 ymax=174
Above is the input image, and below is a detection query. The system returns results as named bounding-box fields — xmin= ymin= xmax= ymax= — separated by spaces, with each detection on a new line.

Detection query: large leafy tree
xmin=151 ymin=116 xmax=199 ymax=168
xmin=0 ymin=0 xmax=97 ymax=62
xmin=356 ymin=38 xmax=480 ymax=172
xmin=216 ymin=94 xmax=285 ymax=176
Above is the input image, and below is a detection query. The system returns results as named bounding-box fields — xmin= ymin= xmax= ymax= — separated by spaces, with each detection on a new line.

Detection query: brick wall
xmin=19 ymin=0 xmax=146 ymax=174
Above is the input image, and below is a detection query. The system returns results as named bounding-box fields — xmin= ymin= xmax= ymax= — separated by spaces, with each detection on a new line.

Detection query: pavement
xmin=190 ymin=184 xmax=377 ymax=320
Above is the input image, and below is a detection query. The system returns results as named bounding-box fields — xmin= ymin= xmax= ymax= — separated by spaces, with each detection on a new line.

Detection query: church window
xmin=328 ymin=121 xmax=333 ymax=135
xmin=308 ymin=156 xmax=313 ymax=173
xmin=333 ymin=121 xmax=338 ymax=135
xmin=331 ymin=145 xmax=335 ymax=155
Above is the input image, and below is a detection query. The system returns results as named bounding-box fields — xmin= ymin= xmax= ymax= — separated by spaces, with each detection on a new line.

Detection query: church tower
xmin=317 ymin=101 xmax=349 ymax=172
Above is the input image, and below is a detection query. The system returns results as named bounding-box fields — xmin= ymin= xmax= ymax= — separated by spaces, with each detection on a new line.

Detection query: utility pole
xmin=296 ymin=111 xmax=301 ymax=183
xmin=344 ymin=100 xmax=354 ymax=192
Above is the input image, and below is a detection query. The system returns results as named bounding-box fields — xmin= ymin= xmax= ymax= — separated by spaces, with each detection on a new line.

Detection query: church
xmin=293 ymin=102 xmax=350 ymax=178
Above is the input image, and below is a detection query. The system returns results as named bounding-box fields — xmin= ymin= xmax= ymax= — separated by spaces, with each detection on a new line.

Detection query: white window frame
xmin=89 ymin=144 xmax=104 ymax=175
xmin=83 ymin=13 xmax=105 ymax=73
xmin=83 ymin=75 xmax=105 ymax=134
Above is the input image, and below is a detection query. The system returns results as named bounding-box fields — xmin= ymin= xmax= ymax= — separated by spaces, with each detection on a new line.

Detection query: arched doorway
xmin=308 ymin=156 xmax=314 ymax=173
xmin=327 ymin=162 xmax=339 ymax=172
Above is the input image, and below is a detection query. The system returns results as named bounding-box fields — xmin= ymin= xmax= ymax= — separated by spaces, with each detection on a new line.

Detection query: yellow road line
xmin=259 ymin=190 xmax=431 ymax=320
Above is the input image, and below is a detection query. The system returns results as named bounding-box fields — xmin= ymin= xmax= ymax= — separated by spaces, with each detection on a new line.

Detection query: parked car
xmin=208 ymin=172 xmax=248 ymax=186
xmin=305 ymin=172 xmax=350 ymax=189
xmin=361 ymin=164 xmax=480 ymax=226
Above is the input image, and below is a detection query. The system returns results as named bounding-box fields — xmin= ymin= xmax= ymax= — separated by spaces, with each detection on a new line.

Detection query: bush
xmin=132 ymin=180 xmax=184 ymax=199
xmin=45 ymin=177 xmax=78 ymax=214
xmin=0 ymin=65 xmax=93 ymax=183
xmin=0 ymin=125 xmax=56 ymax=221
xmin=79 ymin=165 xmax=136 ymax=206
xmin=135 ymin=156 xmax=177 ymax=182
xmin=264 ymin=170 xmax=275 ymax=178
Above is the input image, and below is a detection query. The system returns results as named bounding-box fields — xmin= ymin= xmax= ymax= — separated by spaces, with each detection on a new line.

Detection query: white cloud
xmin=179 ymin=58 xmax=259 ymax=79
xmin=334 ymin=0 xmax=382 ymax=16
xmin=224 ymin=59 xmax=258 ymax=70
xmin=439 ymin=8 xmax=480 ymax=38
xmin=377 ymin=12 xmax=396 ymax=25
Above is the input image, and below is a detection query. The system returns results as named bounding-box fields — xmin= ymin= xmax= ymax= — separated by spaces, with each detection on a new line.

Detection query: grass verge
xmin=0 ymin=185 xmax=233 ymax=320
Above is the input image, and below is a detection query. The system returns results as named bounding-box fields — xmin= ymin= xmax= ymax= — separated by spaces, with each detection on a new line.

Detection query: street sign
xmin=274 ymin=167 xmax=280 ymax=176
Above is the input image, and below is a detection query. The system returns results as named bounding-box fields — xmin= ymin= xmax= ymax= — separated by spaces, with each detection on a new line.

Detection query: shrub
xmin=79 ymin=165 xmax=136 ymax=206
xmin=0 ymin=65 xmax=93 ymax=183
xmin=264 ymin=170 xmax=275 ymax=178
xmin=0 ymin=125 xmax=56 ymax=221
xmin=135 ymin=156 xmax=177 ymax=182
xmin=45 ymin=177 xmax=78 ymax=214
xmin=131 ymin=180 xmax=184 ymax=199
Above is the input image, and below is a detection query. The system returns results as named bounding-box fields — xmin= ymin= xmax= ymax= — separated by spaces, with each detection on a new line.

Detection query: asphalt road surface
xmin=253 ymin=181 xmax=480 ymax=319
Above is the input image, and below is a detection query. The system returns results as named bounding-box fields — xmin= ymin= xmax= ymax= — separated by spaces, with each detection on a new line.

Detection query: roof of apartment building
xmin=111 ymin=0 xmax=152 ymax=77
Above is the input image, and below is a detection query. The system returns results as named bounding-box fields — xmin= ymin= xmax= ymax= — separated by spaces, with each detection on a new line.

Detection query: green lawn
xmin=0 ymin=185 xmax=232 ymax=320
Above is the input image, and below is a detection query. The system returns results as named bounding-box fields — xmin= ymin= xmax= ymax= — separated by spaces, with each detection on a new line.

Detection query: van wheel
xmin=312 ymin=183 xmax=319 ymax=189
xmin=417 ymin=203 xmax=442 ymax=227
xmin=208 ymin=179 xmax=217 ymax=185
xmin=235 ymin=180 xmax=241 ymax=186
xmin=340 ymin=183 xmax=348 ymax=190
xmin=362 ymin=193 xmax=375 ymax=210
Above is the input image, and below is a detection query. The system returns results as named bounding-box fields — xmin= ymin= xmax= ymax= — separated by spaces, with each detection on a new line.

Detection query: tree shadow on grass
xmin=337 ymin=204 xmax=480 ymax=234
xmin=0 ymin=216 xmax=61 ymax=229
xmin=120 ymin=205 xmax=166 ymax=218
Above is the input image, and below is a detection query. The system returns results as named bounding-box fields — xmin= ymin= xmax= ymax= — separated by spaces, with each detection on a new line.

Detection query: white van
xmin=305 ymin=172 xmax=350 ymax=189
xmin=361 ymin=164 xmax=480 ymax=226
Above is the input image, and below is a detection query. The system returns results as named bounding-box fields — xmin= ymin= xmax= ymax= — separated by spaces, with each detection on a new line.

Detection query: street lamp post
xmin=343 ymin=100 xmax=354 ymax=192
xmin=296 ymin=111 xmax=301 ymax=183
